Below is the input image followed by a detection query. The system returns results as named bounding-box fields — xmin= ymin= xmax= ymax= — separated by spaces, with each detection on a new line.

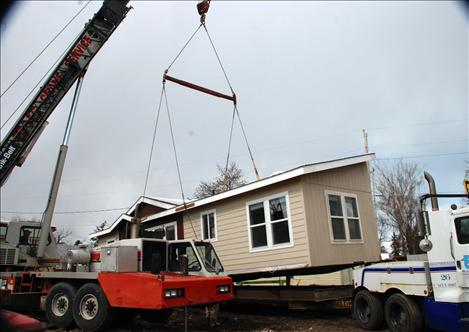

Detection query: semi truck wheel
xmin=73 ymin=283 xmax=113 ymax=332
xmin=45 ymin=282 xmax=77 ymax=329
xmin=384 ymin=293 xmax=422 ymax=332
xmin=352 ymin=289 xmax=384 ymax=330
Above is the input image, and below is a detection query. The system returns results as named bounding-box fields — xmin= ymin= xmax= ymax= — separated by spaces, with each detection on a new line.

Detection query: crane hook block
xmin=197 ymin=0 xmax=211 ymax=23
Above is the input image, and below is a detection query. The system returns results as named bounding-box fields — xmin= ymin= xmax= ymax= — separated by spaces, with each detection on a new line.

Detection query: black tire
xmin=45 ymin=282 xmax=77 ymax=329
xmin=384 ymin=293 xmax=422 ymax=332
xmin=73 ymin=283 xmax=113 ymax=332
xmin=352 ymin=289 xmax=384 ymax=330
xmin=140 ymin=309 xmax=173 ymax=324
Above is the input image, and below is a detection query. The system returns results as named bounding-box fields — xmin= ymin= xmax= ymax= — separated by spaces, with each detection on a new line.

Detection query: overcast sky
xmin=1 ymin=1 xmax=467 ymax=241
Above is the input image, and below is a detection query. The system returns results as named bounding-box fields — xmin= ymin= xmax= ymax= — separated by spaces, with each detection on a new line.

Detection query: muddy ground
xmin=39 ymin=302 xmax=388 ymax=332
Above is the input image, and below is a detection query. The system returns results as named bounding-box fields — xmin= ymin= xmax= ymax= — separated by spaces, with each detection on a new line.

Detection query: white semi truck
xmin=352 ymin=172 xmax=468 ymax=332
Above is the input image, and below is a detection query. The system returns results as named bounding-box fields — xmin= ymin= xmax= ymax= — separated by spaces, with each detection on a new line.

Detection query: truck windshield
xmin=455 ymin=216 xmax=469 ymax=244
xmin=168 ymin=242 xmax=201 ymax=272
xmin=195 ymin=242 xmax=224 ymax=273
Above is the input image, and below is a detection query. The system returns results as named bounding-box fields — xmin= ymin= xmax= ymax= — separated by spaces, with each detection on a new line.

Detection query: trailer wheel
xmin=45 ymin=282 xmax=77 ymax=329
xmin=73 ymin=283 xmax=113 ymax=332
xmin=352 ymin=289 xmax=383 ymax=330
xmin=384 ymin=293 xmax=422 ymax=332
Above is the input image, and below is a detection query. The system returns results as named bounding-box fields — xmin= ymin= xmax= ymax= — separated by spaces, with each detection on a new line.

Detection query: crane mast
xmin=0 ymin=0 xmax=131 ymax=186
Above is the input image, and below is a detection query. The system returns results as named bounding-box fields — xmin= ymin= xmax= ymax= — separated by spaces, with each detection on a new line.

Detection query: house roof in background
xmin=89 ymin=196 xmax=180 ymax=238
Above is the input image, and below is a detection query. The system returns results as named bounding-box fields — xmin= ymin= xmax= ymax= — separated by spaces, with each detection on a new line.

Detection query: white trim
xmin=200 ymin=210 xmax=217 ymax=242
xmin=164 ymin=221 xmax=178 ymax=240
xmin=324 ymin=190 xmax=364 ymax=244
xmin=88 ymin=196 xmax=179 ymax=239
xmin=246 ymin=192 xmax=294 ymax=252
xmin=89 ymin=214 xmax=133 ymax=239
xmin=142 ymin=154 xmax=375 ymax=225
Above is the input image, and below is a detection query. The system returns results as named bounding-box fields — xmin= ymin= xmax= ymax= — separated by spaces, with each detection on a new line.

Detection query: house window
xmin=247 ymin=194 xmax=292 ymax=251
xmin=165 ymin=222 xmax=177 ymax=240
xmin=0 ymin=224 xmax=7 ymax=240
xmin=201 ymin=211 xmax=217 ymax=241
xmin=326 ymin=192 xmax=362 ymax=242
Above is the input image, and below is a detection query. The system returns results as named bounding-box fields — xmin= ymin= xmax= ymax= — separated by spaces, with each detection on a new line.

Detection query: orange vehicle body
xmin=98 ymin=272 xmax=233 ymax=309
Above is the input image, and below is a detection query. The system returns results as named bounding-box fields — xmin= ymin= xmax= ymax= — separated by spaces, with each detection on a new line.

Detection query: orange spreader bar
xmin=163 ymin=74 xmax=236 ymax=105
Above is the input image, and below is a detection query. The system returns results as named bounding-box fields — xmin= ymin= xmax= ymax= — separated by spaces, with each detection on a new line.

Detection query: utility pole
xmin=362 ymin=129 xmax=369 ymax=154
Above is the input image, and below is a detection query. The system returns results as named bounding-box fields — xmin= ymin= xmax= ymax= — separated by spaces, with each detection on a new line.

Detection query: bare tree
xmin=193 ymin=162 xmax=247 ymax=199
xmin=94 ymin=220 xmax=108 ymax=232
xmin=374 ymin=160 xmax=422 ymax=256
xmin=54 ymin=227 xmax=73 ymax=244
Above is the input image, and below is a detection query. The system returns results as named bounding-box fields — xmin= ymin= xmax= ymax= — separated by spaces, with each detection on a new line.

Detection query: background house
xmin=91 ymin=196 xmax=182 ymax=246
xmin=93 ymin=154 xmax=380 ymax=280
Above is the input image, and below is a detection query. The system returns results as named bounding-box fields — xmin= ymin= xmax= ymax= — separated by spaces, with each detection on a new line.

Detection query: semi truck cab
xmin=352 ymin=173 xmax=468 ymax=332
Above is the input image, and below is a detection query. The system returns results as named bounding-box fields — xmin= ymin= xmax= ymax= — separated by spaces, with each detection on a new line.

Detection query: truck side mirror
xmin=180 ymin=254 xmax=188 ymax=276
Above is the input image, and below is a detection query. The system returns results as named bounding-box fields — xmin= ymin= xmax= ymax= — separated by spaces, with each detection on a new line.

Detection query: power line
xmin=0 ymin=0 xmax=92 ymax=98
xmin=0 ymin=207 xmax=129 ymax=215
xmin=376 ymin=151 xmax=467 ymax=161
xmin=370 ymin=138 xmax=467 ymax=150
xmin=366 ymin=118 xmax=466 ymax=132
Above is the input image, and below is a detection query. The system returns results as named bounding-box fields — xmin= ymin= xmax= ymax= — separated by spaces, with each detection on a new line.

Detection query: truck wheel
xmin=352 ymin=289 xmax=383 ymax=330
xmin=384 ymin=293 xmax=422 ymax=332
xmin=73 ymin=283 xmax=113 ymax=332
xmin=45 ymin=282 xmax=77 ymax=329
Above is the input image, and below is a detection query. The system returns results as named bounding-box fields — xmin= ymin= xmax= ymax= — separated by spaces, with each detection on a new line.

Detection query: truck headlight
xmin=216 ymin=285 xmax=231 ymax=294
xmin=164 ymin=288 xmax=184 ymax=299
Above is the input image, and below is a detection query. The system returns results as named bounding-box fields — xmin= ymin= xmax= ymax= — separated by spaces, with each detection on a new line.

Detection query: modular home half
xmin=91 ymin=154 xmax=380 ymax=280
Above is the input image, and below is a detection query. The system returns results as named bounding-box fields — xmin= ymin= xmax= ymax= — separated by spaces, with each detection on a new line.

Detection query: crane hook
xmin=197 ymin=0 xmax=211 ymax=24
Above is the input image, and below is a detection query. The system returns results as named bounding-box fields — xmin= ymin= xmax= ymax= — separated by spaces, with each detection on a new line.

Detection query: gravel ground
xmin=38 ymin=302 xmax=388 ymax=332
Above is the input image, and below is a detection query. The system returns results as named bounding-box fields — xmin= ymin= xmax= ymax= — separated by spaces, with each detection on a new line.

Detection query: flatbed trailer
xmin=234 ymin=284 xmax=353 ymax=310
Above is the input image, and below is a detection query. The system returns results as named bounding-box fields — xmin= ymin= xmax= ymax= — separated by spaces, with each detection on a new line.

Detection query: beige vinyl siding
xmin=302 ymin=162 xmax=380 ymax=266
xmin=96 ymin=233 xmax=118 ymax=247
xmin=183 ymin=179 xmax=310 ymax=275
xmin=291 ymin=269 xmax=353 ymax=286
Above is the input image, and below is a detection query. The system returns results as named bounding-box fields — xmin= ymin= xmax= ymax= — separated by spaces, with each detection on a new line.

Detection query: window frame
xmin=454 ymin=216 xmax=469 ymax=245
xmin=200 ymin=210 xmax=217 ymax=242
xmin=0 ymin=224 xmax=8 ymax=240
xmin=325 ymin=191 xmax=364 ymax=244
xmin=19 ymin=226 xmax=41 ymax=246
xmin=164 ymin=221 xmax=178 ymax=240
xmin=246 ymin=192 xmax=294 ymax=253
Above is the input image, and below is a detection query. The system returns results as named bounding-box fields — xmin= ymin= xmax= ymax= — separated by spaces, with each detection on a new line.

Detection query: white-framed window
xmin=325 ymin=191 xmax=363 ymax=242
xmin=246 ymin=193 xmax=293 ymax=251
xmin=164 ymin=222 xmax=178 ymax=240
xmin=145 ymin=222 xmax=178 ymax=240
xmin=201 ymin=210 xmax=217 ymax=241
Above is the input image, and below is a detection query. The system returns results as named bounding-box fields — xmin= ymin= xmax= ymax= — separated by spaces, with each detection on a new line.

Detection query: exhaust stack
xmin=424 ymin=171 xmax=439 ymax=211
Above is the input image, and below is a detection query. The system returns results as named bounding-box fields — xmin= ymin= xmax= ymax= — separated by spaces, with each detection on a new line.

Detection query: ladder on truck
xmin=0 ymin=0 xmax=131 ymax=186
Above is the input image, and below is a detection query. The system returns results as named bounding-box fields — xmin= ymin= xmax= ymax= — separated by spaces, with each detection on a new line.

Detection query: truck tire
xmin=73 ymin=283 xmax=113 ymax=332
xmin=352 ymin=289 xmax=384 ymax=330
xmin=45 ymin=282 xmax=77 ymax=329
xmin=384 ymin=293 xmax=422 ymax=332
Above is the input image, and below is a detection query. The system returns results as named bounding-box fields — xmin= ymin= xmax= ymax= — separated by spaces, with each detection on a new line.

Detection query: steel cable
xmin=163 ymin=86 xmax=198 ymax=239
xmin=0 ymin=0 xmax=92 ymax=99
